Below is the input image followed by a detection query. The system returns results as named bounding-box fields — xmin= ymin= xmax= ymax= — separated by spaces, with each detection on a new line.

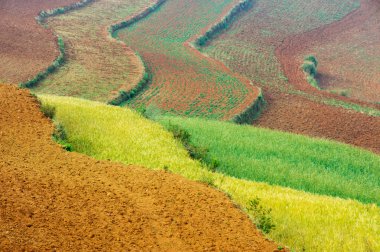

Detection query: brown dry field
xmin=0 ymin=84 xmax=279 ymax=250
xmin=0 ymin=0 xmax=77 ymax=84
xmin=266 ymin=0 xmax=380 ymax=153
xmin=278 ymin=0 xmax=380 ymax=104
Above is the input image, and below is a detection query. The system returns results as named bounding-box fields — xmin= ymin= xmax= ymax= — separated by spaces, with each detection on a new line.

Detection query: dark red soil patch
xmin=0 ymin=0 xmax=77 ymax=84
xmin=255 ymin=90 xmax=380 ymax=154
xmin=0 ymin=84 xmax=279 ymax=250
xmin=252 ymin=0 xmax=380 ymax=154
xmin=276 ymin=0 xmax=380 ymax=104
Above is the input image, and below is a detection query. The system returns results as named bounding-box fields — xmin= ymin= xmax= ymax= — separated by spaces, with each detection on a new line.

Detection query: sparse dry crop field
xmin=31 ymin=0 xmax=155 ymax=102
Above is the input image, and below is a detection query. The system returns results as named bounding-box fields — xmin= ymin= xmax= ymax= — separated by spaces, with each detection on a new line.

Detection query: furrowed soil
xmin=278 ymin=0 xmax=380 ymax=103
xmin=33 ymin=0 xmax=152 ymax=102
xmin=0 ymin=0 xmax=78 ymax=84
xmin=0 ymin=84 xmax=278 ymax=251
xmin=118 ymin=0 xmax=260 ymax=119
xmin=202 ymin=0 xmax=380 ymax=153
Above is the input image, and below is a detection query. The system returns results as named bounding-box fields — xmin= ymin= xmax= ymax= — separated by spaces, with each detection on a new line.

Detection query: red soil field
xmin=255 ymin=90 xmax=380 ymax=154
xmin=0 ymin=84 xmax=280 ymax=250
xmin=203 ymin=0 xmax=380 ymax=153
xmin=278 ymin=0 xmax=380 ymax=104
xmin=265 ymin=0 xmax=380 ymax=153
xmin=118 ymin=0 xmax=260 ymax=120
xmin=0 ymin=0 xmax=78 ymax=84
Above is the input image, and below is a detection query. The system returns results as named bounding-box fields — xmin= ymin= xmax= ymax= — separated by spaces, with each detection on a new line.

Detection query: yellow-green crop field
xmin=40 ymin=95 xmax=380 ymax=251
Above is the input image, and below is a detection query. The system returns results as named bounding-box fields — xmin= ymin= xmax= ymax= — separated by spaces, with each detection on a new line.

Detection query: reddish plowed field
xmin=278 ymin=0 xmax=380 ymax=104
xmin=118 ymin=0 xmax=260 ymax=119
xmin=256 ymin=90 xmax=380 ymax=154
xmin=202 ymin=0 xmax=380 ymax=152
xmin=0 ymin=84 xmax=278 ymax=251
xmin=0 ymin=0 xmax=77 ymax=84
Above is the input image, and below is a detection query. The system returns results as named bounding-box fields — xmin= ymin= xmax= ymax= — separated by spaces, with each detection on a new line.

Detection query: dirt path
xmin=0 ymin=0 xmax=79 ymax=84
xmin=0 ymin=84 xmax=278 ymax=250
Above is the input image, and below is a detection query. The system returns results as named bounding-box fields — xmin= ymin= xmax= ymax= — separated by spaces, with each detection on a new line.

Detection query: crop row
xmin=32 ymin=0 xmax=152 ymax=102
xmin=118 ymin=0 xmax=261 ymax=120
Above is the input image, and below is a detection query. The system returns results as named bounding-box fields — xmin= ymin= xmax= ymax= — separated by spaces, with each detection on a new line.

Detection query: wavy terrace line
xmin=200 ymin=0 xmax=380 ymax=153
xmin=0 ymin=0 xmax=78 ymax=84
xmin=117 ymin=0 xmax=261 ymax=120
xmin=0 ymin=84 xmax=279 ymax=251
xmin=30 ymin=0 xmax=158 ymax=102
xmin=276 ymin=0 xmax=380 ymax=105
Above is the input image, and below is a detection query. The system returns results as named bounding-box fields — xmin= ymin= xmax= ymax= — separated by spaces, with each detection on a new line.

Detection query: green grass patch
xmin=39 ymin=95 xmax=380 ymax=251
xmin=159 ymin=116 xmax=380 ymax=206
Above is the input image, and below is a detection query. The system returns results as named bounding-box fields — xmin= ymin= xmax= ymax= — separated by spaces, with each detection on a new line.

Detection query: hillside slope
xmin=202 ymin=0 xmax=380 ymax=153
xmin=0 ymin=0 xmax=77 ymax=83
xmin=0 ymin=84 xmax=278 ymax=251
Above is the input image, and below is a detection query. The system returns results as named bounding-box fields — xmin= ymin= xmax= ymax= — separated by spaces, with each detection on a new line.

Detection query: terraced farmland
xmin=117 ymin=0 xmax=259 ymax=119
xmin=0 ymin=0 xmax=77 ymax=84
xmin=31 ymin=0 xmax=153 ymax=102
xmin=281 ymin=0 xmax=380 ymax=103
xmin=201 ymin=0 xmax=380 ymax=153
xmin=41 ymin=95 xmax=380 ymax=251
xmin=2 ymin=0 xmax=380 ymax=250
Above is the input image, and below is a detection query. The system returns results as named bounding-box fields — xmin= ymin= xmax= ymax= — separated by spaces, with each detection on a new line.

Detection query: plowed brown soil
xmin=255 ymin=0 xmax=380 ymax=154
xmin=256 ymin=90 xmax=380 ymax=154
xmin=277 ymin=0 xmax=380 ymax=104
xmin=0 ymin=84 xmax=279 ymax=251
xmin=0 ymin=0 xmax=77 ymax=84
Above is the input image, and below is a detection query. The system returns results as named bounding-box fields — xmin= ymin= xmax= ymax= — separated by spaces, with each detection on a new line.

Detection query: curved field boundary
xmin=106 ymin=0 xmax=167 ymax=106
xmin=187 ymin=0 xmax=264 ymax=124
xmin=35 ymin=0 xmax=95 ymax=24
xmin=118 ymin=0 xmax=262 ymax=121
xmin=19 ymin=0 xmax=96 ymax=89
xmin=193 ymin=0 xmax=254 ymax=48
xmin=41 ymin=95 xmax=380 ymax=251
xmin=1 ymin=85 xmax=279 ymax=250
xmin=19 ymin=36 xmax=65 ymax=89
xmin=184 ymin=0 xmax=262 ymax=123
xmin=184 ymin=0 xmax=265 ymax=124
xmin=275 ymin=0 xmax=380 ymax=112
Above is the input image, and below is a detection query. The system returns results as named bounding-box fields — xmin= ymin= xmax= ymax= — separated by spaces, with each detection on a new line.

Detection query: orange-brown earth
xmin=0 ymin=0 xmax=78 ymax=84
xmin=0 ymin=84 xmax=279 ymax=250
xmin=278 ymin=0 xmax=380 ymax=104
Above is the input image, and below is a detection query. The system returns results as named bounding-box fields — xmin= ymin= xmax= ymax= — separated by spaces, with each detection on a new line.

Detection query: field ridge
xmin=183 ymin=0 xmax=263 ymax=122
xmin=106 ymin=0 xmax=167 ymax=105
xmin=0 ymin=84 xmax=279 ymax=250
xmin=276 ymin=0 xmax=380 ymax=109
xmin=19 ymin=0 xmax=96 ymax=89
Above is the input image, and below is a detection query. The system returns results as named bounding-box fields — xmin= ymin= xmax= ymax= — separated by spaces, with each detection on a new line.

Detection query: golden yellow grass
xmin=41 ymin=94 xmax=380 ymax=251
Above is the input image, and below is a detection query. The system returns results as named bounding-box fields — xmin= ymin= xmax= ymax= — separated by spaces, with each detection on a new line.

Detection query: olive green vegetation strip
xmin=35 ymin=0 xmax=95 ymax=24
xmin=289 ymin=89 xmax=380 ymax=117
xmin=106 ymin=0 xmax=167 ymax=105
xmin=39 ymin=95 xmax=380 ymax=251
xmin=19 ymin=0 xmax=95 ymax=89
xmin=191 ymin=0 xmax=263 ymax=124
xmin=19 ymin=37 xmax=65 ymax=89
xmin=194 ymin=0 xmax=254 ymax=47
xmin=232 ymin=89 xmax=265 ymax=124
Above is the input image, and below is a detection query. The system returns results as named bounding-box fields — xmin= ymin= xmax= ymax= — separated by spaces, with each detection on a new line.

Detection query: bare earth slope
xmin=0 ymin=84 xmax=278 ymax=251
xmin=278 ymin=0 xmax=380 ymax=103
xmin=0 ymin=0 xmax=77 ymax=84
